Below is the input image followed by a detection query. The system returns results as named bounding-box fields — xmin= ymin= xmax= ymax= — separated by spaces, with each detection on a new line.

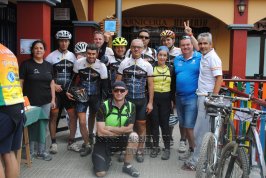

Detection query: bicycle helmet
xmin=112 ymin=37 xmax=128 ymax=46
xmin=160 ymin=30 xmax=175 ymax=39
xmin=74 ymin=42 xmax=88 ymax=53
xmin=56 ymin=30 xmax=72 ymax=40
xmin=69 ymin=86 xmax=89 ymax=103
xmin=169 ymin=114 xmax=179 ymax=126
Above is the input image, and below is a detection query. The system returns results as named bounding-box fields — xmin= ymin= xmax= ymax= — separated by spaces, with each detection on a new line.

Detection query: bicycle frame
xmin=247 ymin=120 xmax=266 ymax=177
xmin=225 ymin=107 xmax=266 ymax=177
xmin=209 ymin=113 xmax=223 ymax=170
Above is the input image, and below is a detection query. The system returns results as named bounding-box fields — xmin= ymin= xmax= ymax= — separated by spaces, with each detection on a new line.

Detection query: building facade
xmin=0 ymin=0 xmax=266 ymax=78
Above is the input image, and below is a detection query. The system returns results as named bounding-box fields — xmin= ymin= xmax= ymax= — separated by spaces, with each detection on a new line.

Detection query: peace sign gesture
xmin=184 ymin=20 xmax=193 ymax=36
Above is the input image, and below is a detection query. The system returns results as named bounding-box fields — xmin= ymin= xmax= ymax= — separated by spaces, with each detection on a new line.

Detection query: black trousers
xmin=151 ymin=92 xmax=171 ymax=149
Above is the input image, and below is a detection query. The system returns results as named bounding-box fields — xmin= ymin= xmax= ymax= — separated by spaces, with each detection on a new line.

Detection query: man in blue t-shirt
xmin=174 ymin=36 xmax=201 ymax=161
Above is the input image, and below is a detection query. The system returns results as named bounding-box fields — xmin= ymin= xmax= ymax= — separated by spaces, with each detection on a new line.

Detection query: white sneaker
xmin=67 ymin=142 xmax=80 ymax=152
xmin=178 ymin=140 xmax=187 ymax=153
xmin=179 ymin=149 xmax=193 ymax=161
xmin=49 ymin=143 xmax=58 ymax=154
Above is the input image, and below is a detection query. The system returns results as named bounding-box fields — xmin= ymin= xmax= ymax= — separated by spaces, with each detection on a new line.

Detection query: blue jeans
xmin=176 ymin=96 xmax=198 ymax=128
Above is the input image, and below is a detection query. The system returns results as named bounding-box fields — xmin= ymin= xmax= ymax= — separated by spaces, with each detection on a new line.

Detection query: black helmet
xmin=69 ymin=86 xmax=88 ymax=103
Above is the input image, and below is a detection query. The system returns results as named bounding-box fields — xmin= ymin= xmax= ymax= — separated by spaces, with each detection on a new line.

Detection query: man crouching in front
xmin=92 ymin=81 xmax=140 ymax=177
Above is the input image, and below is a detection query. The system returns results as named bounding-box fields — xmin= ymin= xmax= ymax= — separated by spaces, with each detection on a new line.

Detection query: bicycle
xmin=196 ymin=93 xmax=250 ymax=178
xmin=217 ymin=107 xmax=266 ymax=178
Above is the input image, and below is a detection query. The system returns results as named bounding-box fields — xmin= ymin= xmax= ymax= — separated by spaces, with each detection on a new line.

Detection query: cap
xmin=112 ymin=81 xmax=127 ymax=90
xmin=157 ymin=46 xmax=169 ymax=53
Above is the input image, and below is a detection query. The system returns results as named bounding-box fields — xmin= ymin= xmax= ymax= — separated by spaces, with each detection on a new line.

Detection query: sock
xmin=51 ymin=139 xmax=56 ymax=144
xmin=124 ymin=162 xmax=130 ymax=167
xmin=180 ymin=138 xmax=186 ymax=142
xmin=68 ymin=138 xmax=75 ymax=145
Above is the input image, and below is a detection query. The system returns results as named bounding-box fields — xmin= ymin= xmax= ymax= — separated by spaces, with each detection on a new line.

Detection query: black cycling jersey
xmin=45 ymin=50 xmax=76 ymax=90
xmin=73 ymin=57 xmax=108 ymax=97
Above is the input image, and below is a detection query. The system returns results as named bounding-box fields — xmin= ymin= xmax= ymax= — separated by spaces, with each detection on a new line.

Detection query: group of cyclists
xmin=16 ymin=19 xmax=223 ymax=177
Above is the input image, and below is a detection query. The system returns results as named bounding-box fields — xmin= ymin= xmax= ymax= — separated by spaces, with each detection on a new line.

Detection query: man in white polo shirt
xmin=182 ymin=32 xmax=223 ymax=171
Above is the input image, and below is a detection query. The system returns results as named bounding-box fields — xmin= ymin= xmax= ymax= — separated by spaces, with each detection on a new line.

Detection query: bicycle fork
xmin=225 ymin=141 xmax=239 ymax=177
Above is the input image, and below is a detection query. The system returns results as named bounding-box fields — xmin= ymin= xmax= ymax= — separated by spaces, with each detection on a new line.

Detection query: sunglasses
xmin=139 ymin=35 xmax=150 ymax=40
xmin=113 ymin=88 xmax=126 ymax=93
xmin=181 ymin=36 xmax=191 ymax=40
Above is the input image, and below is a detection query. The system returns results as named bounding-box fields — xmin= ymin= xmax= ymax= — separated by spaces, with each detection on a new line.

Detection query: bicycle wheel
xmin=217 ymin=142 xmax=249 ymax=178
xmin=196 ymin=132 xmax=216 ymax=178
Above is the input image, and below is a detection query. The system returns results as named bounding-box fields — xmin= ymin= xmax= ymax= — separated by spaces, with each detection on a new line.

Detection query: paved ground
xmin=20 ymin=122 xmax=195 ymax=178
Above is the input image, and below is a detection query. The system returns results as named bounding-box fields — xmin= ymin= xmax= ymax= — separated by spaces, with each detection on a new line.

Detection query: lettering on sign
xmin=253 ymin=20 xmax=266 ymax=31
xmin=123 ymin=18 xmax=209 ymax=28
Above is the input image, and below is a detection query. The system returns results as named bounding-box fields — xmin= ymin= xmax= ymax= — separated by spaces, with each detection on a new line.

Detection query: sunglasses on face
xmin=139 ymin=35 xmax=150 ymax=40
xmin=113 ymin=88 xmax=126 ymax=93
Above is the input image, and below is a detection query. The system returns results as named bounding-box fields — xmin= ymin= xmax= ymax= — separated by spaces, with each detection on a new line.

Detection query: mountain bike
xmin=196 ymin=93 xmax=250 ymax=178
xmin=217 ymin=107 xmax=266 ymax=178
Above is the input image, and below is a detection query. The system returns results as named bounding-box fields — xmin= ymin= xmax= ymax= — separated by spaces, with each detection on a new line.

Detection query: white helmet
xmin=74 ymin=42 xmax=88 ymax=53
xmin=56 ymin=30 xmax=72 ymax=40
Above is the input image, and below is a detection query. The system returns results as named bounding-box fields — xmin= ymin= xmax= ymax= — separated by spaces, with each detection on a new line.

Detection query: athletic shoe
xmin=80 ymin=144 xmax=92 ymax=157
xmin=178 ymin=140 xmax=187 ymax=153
xmin=136 ymin=152 xmax=144 ymax=163
xmin=182 ymin=160 xmax=196 ymax=171
xmin=150 ymin=147 xmax=160 ymax=158
xmin=36 ymin=152 xmax=52 ymax=161
xmin=161 ymin=149 xmax=170 ymax=160
xmin=179 ymin=149 xmax=193 ymax=161
xmin=49 ymin=143 xmax=58 ymax=154
xmin=122 ymin=164 xmax=140 ymax=177
xmin=67 ymin=142 xmax=81 ymax=152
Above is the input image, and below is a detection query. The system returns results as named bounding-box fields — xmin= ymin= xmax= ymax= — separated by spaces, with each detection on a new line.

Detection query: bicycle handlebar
xmin=196 ymin=92 xmax=250 ymax=102
xmin=232 ymin=107 xmax=266 ymax=115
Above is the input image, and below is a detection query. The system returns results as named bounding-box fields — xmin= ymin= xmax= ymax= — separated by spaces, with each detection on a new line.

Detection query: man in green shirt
xmin=92 ymin=81 xmax=140 ymax=177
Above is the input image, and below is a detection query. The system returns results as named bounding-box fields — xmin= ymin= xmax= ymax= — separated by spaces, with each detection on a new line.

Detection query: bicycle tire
xmin=217 ymin=142 xmax=249 ymax=178
xmin=196 ymin=132 xmax=215 ymax=178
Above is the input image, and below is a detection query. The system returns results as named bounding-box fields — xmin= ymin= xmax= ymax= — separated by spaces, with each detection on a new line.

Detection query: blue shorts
xmin=0 ymin=104 xmax=24 ymax=153
xmin=176 ymin=96 xmax=198 ymax=128
xmin=127 ymin=98 xmax=147 ymax=120
xmin=76 ymin=95 xmax=100 ymax=114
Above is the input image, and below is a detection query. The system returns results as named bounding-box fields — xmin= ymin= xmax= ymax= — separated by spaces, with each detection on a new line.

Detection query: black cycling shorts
xmin=0 ymin=103 xmax=25 ymax=153
xmin=55 ymin=91 xmax=75 ymax=110
xmin=127 ymin=98 xmax=147 ymax=120
xmin=92 ymin=136 xmax=129 ymax=173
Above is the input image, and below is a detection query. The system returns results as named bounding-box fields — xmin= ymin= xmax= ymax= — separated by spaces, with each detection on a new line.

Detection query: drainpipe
xmin=116 ymin=0 xmax=122 ymax=36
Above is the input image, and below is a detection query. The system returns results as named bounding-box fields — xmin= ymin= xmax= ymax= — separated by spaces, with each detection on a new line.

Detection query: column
xmin=17 ymin=0 xmax=59 ymax=64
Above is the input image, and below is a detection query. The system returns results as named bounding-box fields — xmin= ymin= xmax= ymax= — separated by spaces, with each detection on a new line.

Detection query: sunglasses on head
xmin=139 ymin=35 xmax=150 ymax=40
xmin=181 ymin=36 xmax=191 ymax=40
xmin=113 ymin=88 xmax=126 ymax=93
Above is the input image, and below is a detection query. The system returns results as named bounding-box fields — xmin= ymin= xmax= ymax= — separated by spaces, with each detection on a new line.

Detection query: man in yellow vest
xmin=0 ymin=43 xmax=25 ymax=178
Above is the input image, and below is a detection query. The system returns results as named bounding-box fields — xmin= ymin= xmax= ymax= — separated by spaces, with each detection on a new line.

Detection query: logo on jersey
xmin=34 ymin=69 xmax=40 ymax=74
xmin=178 ymin=61 xmax=183 ymax=66
xmin=7 ymin=71 xmax=15 ymax=82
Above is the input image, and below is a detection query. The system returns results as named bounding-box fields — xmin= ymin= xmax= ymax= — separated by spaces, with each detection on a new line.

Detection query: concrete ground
xmin=20 ymin=121 xmax=196 ymax=178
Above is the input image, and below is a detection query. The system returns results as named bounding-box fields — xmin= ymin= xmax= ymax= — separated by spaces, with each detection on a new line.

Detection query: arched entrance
xmin=120 ymin=4 xmax=230 ymax=71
